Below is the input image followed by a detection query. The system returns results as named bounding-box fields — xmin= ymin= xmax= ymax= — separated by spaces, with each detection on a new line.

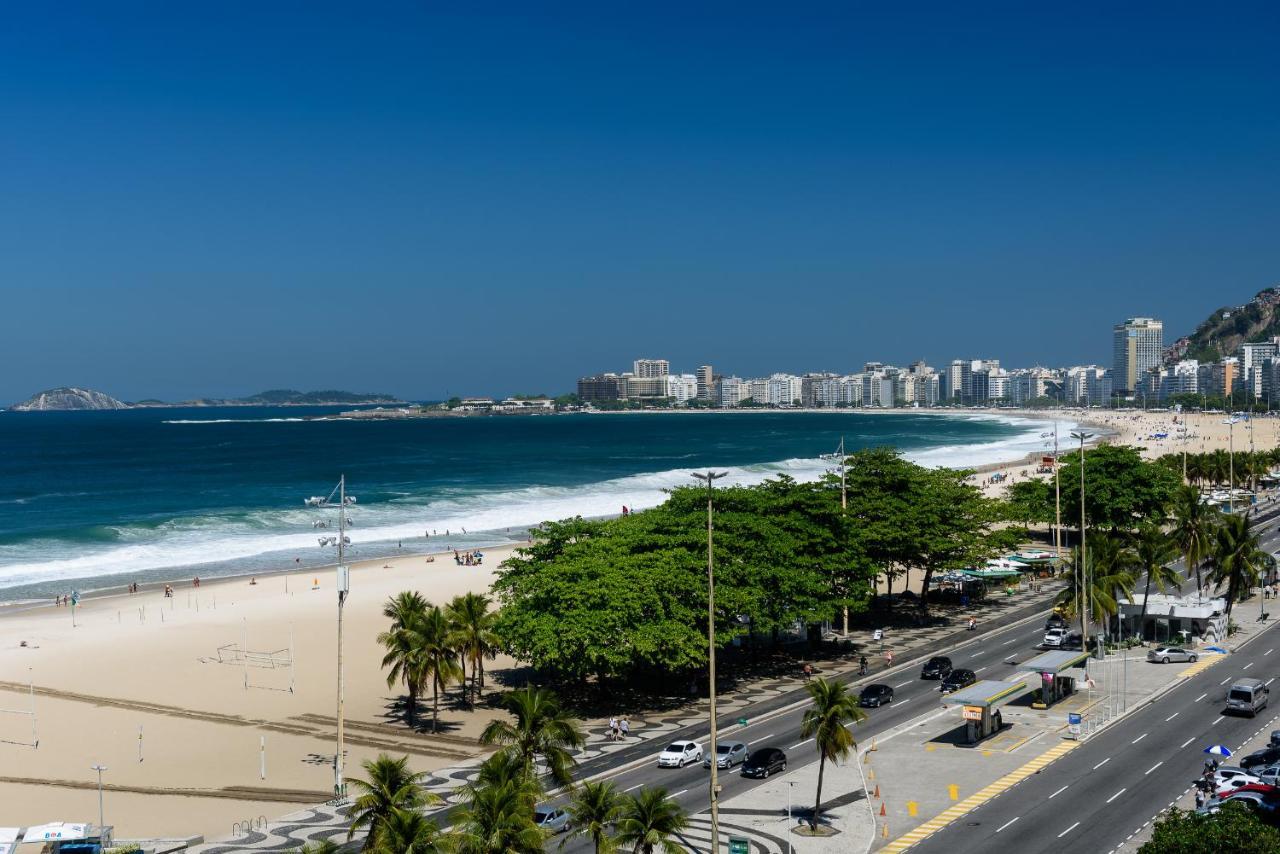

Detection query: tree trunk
xmin=1190 ymin=552 xmax=1202 ymax=600
xmin=918 ymin=566 xmax=933 ymax=614
xmin=432 ymin=674 xmax=440 ymax=733
xmin=1137 ymin=571 xmax=1153 ymax=643
xmin=478 ymin=656 xmax=486 ymax=695
xmin=884 ymin=571 xmax=894 ymax=615
xmin=811 ymin=751 xmax=827 ymax=830
xmin=407 ymin=684 xmax=417 ymax=724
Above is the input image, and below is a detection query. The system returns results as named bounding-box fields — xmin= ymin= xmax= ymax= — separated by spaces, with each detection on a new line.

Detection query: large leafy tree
xmin=1057 ymin=445 xmax=1181 ymax=532
xmin=799 ymin=677 xmax=867 ymax=830
xmin=478 ymin=687 xmax=585 ymax=788
xmin=1140 ymin=802 xmax=1280 ymax=853
xmin=562 ymin=780 xmax=623 ymax=854
xmin=614 ymin=788 xmax=689 ymax=854
xmin=346 ymin=754 xmax=437 ymax=850
xmin=446 ymin=592 xmax=501 ymax=705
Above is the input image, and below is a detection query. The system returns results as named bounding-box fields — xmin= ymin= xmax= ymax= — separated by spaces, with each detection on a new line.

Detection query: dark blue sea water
xmin=0 ymin=408 xmax=1067 ymax=599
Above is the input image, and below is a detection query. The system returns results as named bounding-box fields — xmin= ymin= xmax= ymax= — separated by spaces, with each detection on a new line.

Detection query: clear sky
xmin=3 ymin=2 xmax=1278 ymax=402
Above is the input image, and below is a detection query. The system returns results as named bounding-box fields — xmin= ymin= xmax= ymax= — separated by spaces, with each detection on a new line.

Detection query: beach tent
xmin=961 ymin=567 xmax=1020 ymax=580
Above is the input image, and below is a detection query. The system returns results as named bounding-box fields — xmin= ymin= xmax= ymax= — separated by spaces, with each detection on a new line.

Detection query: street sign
xmin=728 ymin=838 xmax=749 ymax=854
xmin=962 ymin=705 xmax=983 ymax=721
xmin=1068 ymin=713 xmax=1082 ymax=725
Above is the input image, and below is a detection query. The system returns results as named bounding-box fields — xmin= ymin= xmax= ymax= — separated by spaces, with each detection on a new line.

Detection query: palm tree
xmin=294 ymin=841 xmax=341 ymax=854
xmin=1207 ymin=513 xmax=1272 ymax=625
xmin=417 ymin=605 xmax=465 ymax=732
xmin=1170 ymin=485 xmax=1219 ymax=597
xmin=371 ymin=808 xmax=448 ymax=854
xmin=799 ymin=677 xmax=867 ymax=830
xmin=446 ymin=592 xmax=501 ymax=705
xmin=1131 ymin=524 xmax=1181 ymax=641
xmin=614 ymin=787 xmax=688 ymax=854
xmin=479 ymin=687 xmax=585 ymax=788
xmin=1056 ymin=536 xmax=1137 ymax=641
xmin=347 ymin=754 xmax=437 ymax=850
xmin=562 ymin=780 xmax=623 ymax=854
xmin=451 ymin=773 xmax=545 ymax=854
xmin=379 ymin=608 xmax=428 ymax=723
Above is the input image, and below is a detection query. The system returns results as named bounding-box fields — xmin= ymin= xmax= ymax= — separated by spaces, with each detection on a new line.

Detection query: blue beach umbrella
xmin=1204 ymin=745 xmax=1233 ymax=758
xmin=1204 ymin=646 xmax=1228 ymax=654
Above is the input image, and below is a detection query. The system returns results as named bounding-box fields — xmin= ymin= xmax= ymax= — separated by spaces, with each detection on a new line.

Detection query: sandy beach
xmin=0 ymin=547 xmax=516 ymax=842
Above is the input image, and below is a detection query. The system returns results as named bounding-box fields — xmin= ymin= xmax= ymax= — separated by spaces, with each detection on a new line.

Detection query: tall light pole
xmin=90 ymin=763 xmax=107 ymax=832
xmin=1071 ymin=431 xmax=1094 ymax=655
xmin=691 ymin=469 xmax=727 ymax=854
xmin=1053 ymin=422 xmax=1062 ymax=561
xmin=838 ymin=437 xmax=849 ymax=636
xmin=1224 ymin=417 xmax=1238 ymax=509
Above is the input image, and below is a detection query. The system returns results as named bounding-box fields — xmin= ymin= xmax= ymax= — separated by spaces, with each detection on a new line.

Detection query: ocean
xmin=0 ymin=408 xmax=1069 ymax=600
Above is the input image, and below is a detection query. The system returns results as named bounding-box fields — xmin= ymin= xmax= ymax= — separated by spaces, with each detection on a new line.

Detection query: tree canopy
xmin=1139 ymin=802 xmax=1280 ymax=853
xmin=1009 ymin=444 xmax=1180 ymax=532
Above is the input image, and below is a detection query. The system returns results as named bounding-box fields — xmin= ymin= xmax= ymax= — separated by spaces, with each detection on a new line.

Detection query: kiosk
xmin=941 ymin=679 xmax=1029 ymax=744
xmin=1017 ymin=649 xmax=1090 ymax=708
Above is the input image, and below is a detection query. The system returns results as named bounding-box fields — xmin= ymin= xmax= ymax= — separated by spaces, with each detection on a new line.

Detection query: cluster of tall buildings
xmin=573 ymin=315 xmax=1278 ymax=409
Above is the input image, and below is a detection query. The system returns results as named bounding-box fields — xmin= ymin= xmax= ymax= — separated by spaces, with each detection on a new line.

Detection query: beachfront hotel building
xmin=1112 ymin=317 xmax=1163 ymax=394
xmin=1237 ymin=340 xmax=1279 ymax=399
xmin=577 ymin=373 xmax=627 ymax=401
xmin=697 ymin=365 xmax=715 ymax=401
xmin=633 ymin=359 xmax=670 ymax=379
xmin=1065 ymin=365 xmax=1113 ymax=406
xmin=666 ymin=373 xmax=698 ymax=403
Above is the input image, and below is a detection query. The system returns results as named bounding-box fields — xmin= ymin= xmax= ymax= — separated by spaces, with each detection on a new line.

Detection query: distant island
xmin=10 ymin=387 xmax=406 ymax=411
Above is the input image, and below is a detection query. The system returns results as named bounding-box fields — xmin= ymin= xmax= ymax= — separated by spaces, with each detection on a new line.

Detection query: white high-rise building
xmin=717 ymin=376 xmax=747 ymax=407
xmin=633 ymin=359 xmax=670 ymax=379
xmin=697 ymin=365 xmax=714 ymax=401
xmin=1113 ymin=317 xmax=1163 ymax=394
xmin=665 ymin=373 xmax=698 ymax=403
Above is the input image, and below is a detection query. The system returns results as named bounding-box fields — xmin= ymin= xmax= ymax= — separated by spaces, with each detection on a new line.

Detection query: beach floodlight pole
xmin=1070 ymin=431 xmax=1095 ymax=656
xmin=838 ymin=436 xmax=850 ymax=636
xmin=335 ymin=474 xmax=350 ymax=798
xmin=691 ymin=469 xmax=728 ymax=854
xmin=1053 ymin=422 xmax=1062 ymax=561
xmin=90 ymin=763 xmax=107 ymax=832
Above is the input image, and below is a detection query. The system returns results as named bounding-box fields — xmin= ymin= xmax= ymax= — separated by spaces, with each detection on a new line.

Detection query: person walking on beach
xmin=608 ymin=717 xmax=618 ymax=741
xmin=620 ymin=716 xmax=630 ymax=739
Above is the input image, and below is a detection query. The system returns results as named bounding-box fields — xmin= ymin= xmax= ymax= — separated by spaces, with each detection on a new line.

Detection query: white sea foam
xmin=0 ymin=413 xmax=1070 ymax=589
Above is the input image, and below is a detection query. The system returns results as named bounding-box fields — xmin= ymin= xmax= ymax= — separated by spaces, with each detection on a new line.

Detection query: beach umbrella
xmin=1204 ymin=646 xmax=1228 ymax=654
xmin=1204 ymin=745 xmax=1233 ymax=758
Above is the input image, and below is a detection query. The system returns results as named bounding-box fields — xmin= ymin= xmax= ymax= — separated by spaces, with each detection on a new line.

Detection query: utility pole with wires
xmin=691 ymin=469 xmax=727 ymax=854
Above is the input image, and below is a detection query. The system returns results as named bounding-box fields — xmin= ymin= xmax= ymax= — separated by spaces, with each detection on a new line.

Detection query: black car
xmin=742 ymin=747 xmax=787 ymax=779
xmin=859 ymin=684 xmax=894 ymax=708
xmin=921 ymin=656 xmax=953 ymax=680
xmin=940 ymin=668 xmax=977 ymax=694
xmin=1242 ymin=746 xmax=1280 ymax=770
xmin=1045 ymin=613 xmax=1068 ymax=631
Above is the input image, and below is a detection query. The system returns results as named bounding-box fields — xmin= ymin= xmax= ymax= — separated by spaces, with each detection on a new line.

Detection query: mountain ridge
xmin=10 ymin=388 xmax=406 ymax=410
xmin=1165 ymin=285 xmax=1280 ymax=365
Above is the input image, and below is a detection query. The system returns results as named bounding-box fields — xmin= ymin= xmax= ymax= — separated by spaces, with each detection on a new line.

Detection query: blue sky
xmin=2 ymin=2 xmax=1278 ymax=401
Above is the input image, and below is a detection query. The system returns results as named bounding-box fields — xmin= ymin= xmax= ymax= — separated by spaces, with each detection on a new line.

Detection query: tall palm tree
xmin=294 ymin=841 xmax=341 ymax=854
xmin=379 ymin=610 xmax=429 ymax=723
xmin=562 ymin=780 xmax=623 ymax=854
xmin=799 ymin=677 xmax=867 ymax=830
xmin=1207 ymin=513 xmax=1272 ymax=625
xmin=1131 ymin=524 xmax=1181 ymax=641
xmin=614 ymin=787 xmax=688 ymax=854
xmin=347 ymin=754 xmax=436 ymax=850
xmin=1056 ymin=536 xmax=1137 ymax=641
xmin=479 ymin=687 xmax=585 ymax=788
xmin=1170 ymin=485 xmax=1219 ymax=597
xmin=446 ymin=592 xmax=501 ymax=705
xmin=451 ymin=773 xmax=545 ymax=854
xmin=371 ymin=808 xmax=448 ymax=854
xmin=418 ymin=605 xmax=465 ymax=733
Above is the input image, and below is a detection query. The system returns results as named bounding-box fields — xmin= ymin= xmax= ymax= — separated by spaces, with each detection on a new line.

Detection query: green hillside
xmin=1166 ymin=286 xmax=1280 ymax=364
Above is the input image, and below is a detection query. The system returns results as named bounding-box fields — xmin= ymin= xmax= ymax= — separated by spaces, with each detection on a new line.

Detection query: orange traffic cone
xmin=879 ymin=802 xmax=887 ymax=817
xmin=874 ymin=784 xmax=880 ymax=799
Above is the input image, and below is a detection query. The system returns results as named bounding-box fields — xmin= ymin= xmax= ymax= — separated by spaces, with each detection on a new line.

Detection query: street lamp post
xmin=1224 ymin=417 xmax=1238 ymax=510
xmin=90 ymin=763 xmax=107 ymax=832
xmin=1070 ymin=431 xmax=1095 ymax=656
xmin=691 ymin=469 xmax=728 ymax=854
xmin=1053 ymin=422 xmax=1062 ymax=561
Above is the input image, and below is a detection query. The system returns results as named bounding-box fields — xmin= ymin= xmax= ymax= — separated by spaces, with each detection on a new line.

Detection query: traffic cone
xmin=874 ymin=784 xmax=880 ymax=799
xmin=879 ymin=802 xmax=887 ymax=817
xmin=882 ymin=823 xmax=889 ymax=839
xmin=869 ymin=738 xmax=878 ymax=752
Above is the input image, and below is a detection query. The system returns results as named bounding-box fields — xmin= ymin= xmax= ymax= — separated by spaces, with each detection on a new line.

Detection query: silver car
xmin=1147 ymin=647 xmax=1197 ymax=664
xmin=1256 ymin=763 xmax=1280 ymax=787
xmin=534 ymin=807 xmax=571 ymax=834
xmin=703 ymin=741 xmax=748 ymax=769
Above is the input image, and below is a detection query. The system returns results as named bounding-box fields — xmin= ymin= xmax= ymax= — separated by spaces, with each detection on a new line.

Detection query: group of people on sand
xmin=454 ymin=549 xmax=483 ymax=566
xmin=607 ymin=715 xmax=631 ymax=740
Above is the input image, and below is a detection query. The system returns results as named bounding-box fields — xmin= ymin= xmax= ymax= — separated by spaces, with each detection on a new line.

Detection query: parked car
xmin=657 ymin=740 xmax=704 ymax=768
xmin=534 ymin=807 xmax=571 ymax=834
xmin=1045 ymin=613 xmax=1068 ymax=631
xmin=859 ymin=684 xmax=895 ymax=708
xmin=1219 ymin=784 xmax=1280 ymax=822
xmin=1059 ymin=632 xmax=1086 ymax=651
xmin=703 ymin=741 xmax=748 ymax=769
xmin=1216 ymin=773 xmax=1265 ymax=797
xmin=921 ymin=656 xmax=953 ymax=679
xmin=1270 ymin=731 xmax=1280 ymax=749
xmin=1146 ymin=647 xmax=1198 ymax=664
xmin=1256 ymin=764 xmax=1280 ymax=787
xmin=742 ymin=747 xmax=787 ymax=779
xmin=1212 ymin=766 xmax=1254 ymax=784
xmin=1042 ymin=628 xmax=1067 ymax=648
xmin=940 ymin=668 xmax=977 ymax=694
xmin=1242 ymin=746 xmax=1280 ymax=770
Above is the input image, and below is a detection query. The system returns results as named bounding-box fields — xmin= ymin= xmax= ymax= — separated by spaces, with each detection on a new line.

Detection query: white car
xmin=1043 ymin=628 xmax=1066 ymax=648
xmin=657 ymin=740 xmax=704 ymax=768
xmin=1215 ymin=772 xmax=1264 ymax=797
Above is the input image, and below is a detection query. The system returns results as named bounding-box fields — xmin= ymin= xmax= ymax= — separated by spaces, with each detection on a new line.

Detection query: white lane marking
xmin=789 ymin=738 xmax=814 ymax=750
xmin=1107 ymin=788 xmax=1126 ymax=803
xmin=1132 ymin=733 xmax=1147 ymax=744
xmin=747 ymin=734 xmax=773 ymax=745
xmin=624 ymin=784 xmax=642 ymax=792
xmin=1146 ymin=762 xmax=1163 ymax=775
xmin=996 ymin=817 xmax=1020 ymax=833
xmin=1268 ymin=678 xmax=1276 ymax=686
xmin=1001 ymin=638 xmax=1017 ymax=645
xmin=975 ymin=666 xmax=989 ymax=673
xmin=1180 ymin=738 xmax=1195 ymax=749
xmin=896 ymin=697 xmax=911 ymax=704
xmin=1266 ymin=648 xmax=1274 ymax=656
xmin=671 ymin=788 xmax=688 ymax=798
xmin=1213 ymin=716 xmax=1225 ymax=725
xmin=1244 ymin=662 xmax=1255 ymax=671
xmin=1165 ymin=713 xmax=1178 ymax=722
xmin=895 ymin=681 xmax=913 ymax=688
xmin=1049 ymin=785 xmax=1069 ymax=798
xmin=1058 ymin=821 xmax=1081 ymax=837
xmin=1094 ymin=758 xmax=1110 ymax=769
xmin=1221 ymin=678 xmax=1232 ymax=685
xmin=1195 ymin=693 xmax=1208 ymax=702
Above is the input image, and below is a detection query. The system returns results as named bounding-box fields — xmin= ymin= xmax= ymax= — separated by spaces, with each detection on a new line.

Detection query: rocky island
xmin=10 ymin=387 xmax=406 ymax=410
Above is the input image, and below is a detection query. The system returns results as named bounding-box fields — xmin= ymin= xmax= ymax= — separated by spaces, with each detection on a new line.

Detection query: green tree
xmin=378 ymin=592 xmax=432 ymax=722
xmin=451 ymin=771 xmax=545 ymax=854
xmin=1139 ymin=801 xmax=1280 ymax=853
xmin=1131 ymin=524 xmax=1181 ymax=640
xmin=1207 ymin=513 xmax=1272 ymax=624
xmin=446 ymin=592 xmax=500 ymax=705
xmin=1170 ymin=485 xmax=1219 ymax=594
xmin=347 ymin=754 xmax=436 ymax=850
xmin=371 ymin=808 xmax=449 ymax=854
xmin=292 ymin=842 xmax=340 ymax=854
xmin=479 ymin=687 xmax=585 ymax=788
xmin=799 ymin=677 xmax=867 ymax=830
xmin=562 ymin=780 xmax=623 ymax=854
xmin=418 ymin=605 xmax=465 ymax=732
xmin=1058 ymin=445 xmax=1181 ymax=532
xmin=1055 ymin=535 xmax=1136 ymax=642
xmin=614 ymin=788 xmax=689 ymax=854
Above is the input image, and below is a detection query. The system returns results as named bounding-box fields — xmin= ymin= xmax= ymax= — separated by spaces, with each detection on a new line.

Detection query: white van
xmin=1227 ymin=677 xmax=1270 ymax=717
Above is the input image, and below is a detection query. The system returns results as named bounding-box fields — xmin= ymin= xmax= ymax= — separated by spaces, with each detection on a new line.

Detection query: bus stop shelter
xmin=1017 ymin=649 xmax=1090 ymax=707
xmin=941 ymin=679 xmax=1029 ymax=743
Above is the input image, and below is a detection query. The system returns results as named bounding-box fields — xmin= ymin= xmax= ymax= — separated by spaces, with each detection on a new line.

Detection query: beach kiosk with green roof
xmin=940 ymin=679 xmax=1029 ymax=744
